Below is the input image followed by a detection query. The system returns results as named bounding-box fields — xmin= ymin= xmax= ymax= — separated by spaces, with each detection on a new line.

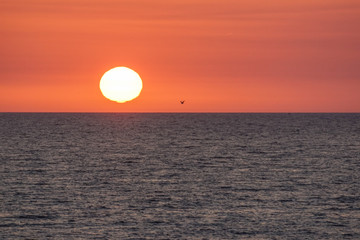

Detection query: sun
xmin=99 ymin=67 xmax=143 ymax=103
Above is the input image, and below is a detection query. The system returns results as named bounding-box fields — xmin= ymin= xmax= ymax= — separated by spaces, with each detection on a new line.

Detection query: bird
xmin=180 ymin=100 xmax=185 ymax=104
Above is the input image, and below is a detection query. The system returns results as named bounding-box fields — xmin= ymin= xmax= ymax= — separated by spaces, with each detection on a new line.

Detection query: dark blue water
xmin=1 ymin=113 xmax=360 ymax=239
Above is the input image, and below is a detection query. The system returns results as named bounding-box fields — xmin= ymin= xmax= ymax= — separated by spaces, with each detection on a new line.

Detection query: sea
xmin=1 ymin=113 xmax=359 ymax=239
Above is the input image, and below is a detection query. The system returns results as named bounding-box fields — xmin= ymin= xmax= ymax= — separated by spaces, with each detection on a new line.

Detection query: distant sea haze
xmin=1 ymin=113 xmax=359 ymax=239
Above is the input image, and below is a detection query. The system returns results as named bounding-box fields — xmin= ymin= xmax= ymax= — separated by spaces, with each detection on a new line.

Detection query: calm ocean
xmin=1 ymin=113 xmax=359 ymax=239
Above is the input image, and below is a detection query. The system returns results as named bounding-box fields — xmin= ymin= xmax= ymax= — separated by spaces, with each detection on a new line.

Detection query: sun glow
xmin=100 ymin=67 xmax=143 ymax=103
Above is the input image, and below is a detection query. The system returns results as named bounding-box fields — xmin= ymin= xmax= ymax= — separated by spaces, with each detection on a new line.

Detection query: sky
xmin=1 ymin=0 xmax=359 ymax=112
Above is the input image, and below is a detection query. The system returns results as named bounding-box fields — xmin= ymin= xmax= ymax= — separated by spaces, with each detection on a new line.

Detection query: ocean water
xmin=1 ymin=113 xmax=359 ymax=239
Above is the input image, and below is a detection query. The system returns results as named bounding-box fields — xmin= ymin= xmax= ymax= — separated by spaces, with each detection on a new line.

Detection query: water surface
xmin=1 ymin=113 xmax=359 ymax=239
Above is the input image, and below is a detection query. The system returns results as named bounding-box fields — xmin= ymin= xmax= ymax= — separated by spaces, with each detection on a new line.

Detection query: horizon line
xmin=1 ymin=112 xmax=359 ymax=114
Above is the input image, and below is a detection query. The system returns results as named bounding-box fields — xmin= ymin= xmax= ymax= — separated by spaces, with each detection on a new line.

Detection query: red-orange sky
xmin=1 ymin=0 xmax=359 ymax=112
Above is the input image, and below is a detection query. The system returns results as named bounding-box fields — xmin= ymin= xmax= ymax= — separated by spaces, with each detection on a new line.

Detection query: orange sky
xmin=1 ymin=0 xmax=359 ymax=112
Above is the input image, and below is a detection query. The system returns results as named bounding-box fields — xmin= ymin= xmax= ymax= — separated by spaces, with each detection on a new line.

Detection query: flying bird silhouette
xmin=180 ymin=100 xmax=185 ymax=104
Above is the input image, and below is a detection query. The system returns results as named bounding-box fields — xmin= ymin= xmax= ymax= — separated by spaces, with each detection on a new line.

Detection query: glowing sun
xmin=100 ymin=67 xmax=143 ymax=103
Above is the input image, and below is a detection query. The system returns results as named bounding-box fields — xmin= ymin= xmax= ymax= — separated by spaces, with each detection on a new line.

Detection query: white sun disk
xmin=100 ymin=67 xmax=143 ymax=103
